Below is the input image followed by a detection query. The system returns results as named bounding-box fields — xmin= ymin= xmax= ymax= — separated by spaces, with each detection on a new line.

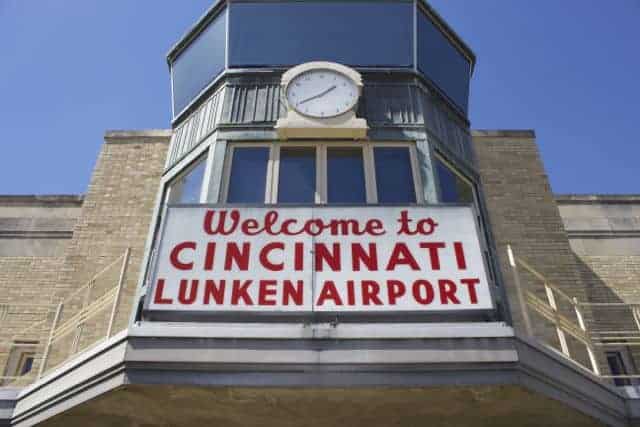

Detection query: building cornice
xmin=104 ymin=130 xmax=172 ymax=144
xmin=556 ymin=194 xmax=640 ymax=205
xmin=471 ymin=130 xmax=536 ymax=139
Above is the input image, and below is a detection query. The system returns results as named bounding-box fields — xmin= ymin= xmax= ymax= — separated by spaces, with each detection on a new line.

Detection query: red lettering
xmin=315 ymin=243 xmax=341 ymax=271
xmin=386 ymin=243 xmax=420 ymax=271
xmin=204 ymin=242 xmax=216 ymax=271
xmin=259 ymin=242 xmax=284 ymax=271
xmin=170 ymin=241 xmax=196 ymax=270
xmin=283 ymin=280 xmax=304 ymax=306
xmin=419 ymin=242 xmax=445 ymax=270
xmin=178 ymin=279 xmax=198 ymax=305
xmin=438 ymin=279 xmax=460 ymax=304
xmin=417 ymin=217 xmax=438 ymax=235
xmin=224 ymin=242 xmax=250 ymax=271
xmin=454 ymin=242 xmax=467 ymax=270
xmin=203 ymin=209 xmax=239 ymax=235
xmin=362 ymin=280 xmax=383 ymax=305
xmin=204 ymin=280 xmax=225 ymax=305
xmin=367 ymin=219 xmax=386 ymax=236
xmin=153 ymin=279 xmax=173 ymax=304
xmin=387 ymin=280 xmax=406 ymax=305
xmin=461 ymin=278 xmax=480 ymax=304
xmin=412 ymin=280 xmax=434 ymax=305
xmin=316 ymin=281 xmax=343 ymax=306
xmin=346 ymin=280 xmax=356 ymax=305
xmin=231 ymin=280 xmax=253 ymax=305
xmin=241 ymin=218 xmax=260 ymax=235
xmin=397 ymin=210 xmax=416 ymax=235
xmin=305 ymin=219 xmax=325 ymax=236
xmin=352 ymin=243 xmax=378 ymax=271
xmin=258 ymin=280 xmax=277 ymax=305
xmin=294 ymin=242 xmax=304 ymax=271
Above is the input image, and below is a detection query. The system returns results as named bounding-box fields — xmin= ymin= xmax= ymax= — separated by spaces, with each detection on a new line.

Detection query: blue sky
xmin=0 ymin=0 xmax=638 ymax=195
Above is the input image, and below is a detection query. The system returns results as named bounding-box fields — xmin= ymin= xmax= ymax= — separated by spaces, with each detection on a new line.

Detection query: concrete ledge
xmin=471 ymin=129 xmax=536 ymax=139
xmin=557 ymin=194 xmax=640 ymax=205
xmin=4 ymin=326 xmax=640 ymax=426
xmin=104 ymin=129 xmax=172 ymax=143
xmin=0 ymin=195 xmax=83 ymax=206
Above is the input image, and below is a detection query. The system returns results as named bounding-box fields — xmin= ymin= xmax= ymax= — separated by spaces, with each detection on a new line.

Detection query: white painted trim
xmin=268 ymin=143 xmax=280 ymax=203
xmin=315 ymin=145 xmax=326 ymax=204
xmin=129 ymin=322 xmax=514 ymax=340
xmin=199 ymin=143 xmax=216 ymax=203
xmin=364 ymin=143 xmax=378 ymax=203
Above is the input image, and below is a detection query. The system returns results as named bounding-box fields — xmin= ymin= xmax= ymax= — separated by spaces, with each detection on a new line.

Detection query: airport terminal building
xmin=1 ymin=1 xmax=640 ymax=425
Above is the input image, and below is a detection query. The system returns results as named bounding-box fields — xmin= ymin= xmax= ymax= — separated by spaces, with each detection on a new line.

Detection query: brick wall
xmin=44 ymin=131 xmax=169 ymax=370
xmin=472 ymin=131 xmax=595 ymax=367
xmin=558 ymin=196 xmax=640 ymax=376
xmin=0 ymin=196 xmax=82 ymax=382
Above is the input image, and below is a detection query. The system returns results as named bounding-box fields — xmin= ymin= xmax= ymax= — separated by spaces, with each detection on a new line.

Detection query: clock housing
xmin=276 ymin=62 xmax=368 ymax=140
xmin=286 ymin=69 xmax=359 ymax=118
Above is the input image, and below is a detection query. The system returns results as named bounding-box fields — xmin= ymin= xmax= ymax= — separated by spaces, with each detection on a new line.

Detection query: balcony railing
xmin=0 ymin=248 xmax=130 ymax=387
xmin=508 ymin=244 xmax=640 ymax=384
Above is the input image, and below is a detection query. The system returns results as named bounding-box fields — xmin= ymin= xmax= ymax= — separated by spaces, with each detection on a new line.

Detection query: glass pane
xmin=227 ymin=147 xmax=270 ymax=203
xmin=417 ymin=10 xmax=470 ymax=113
xmin=435 ymin=159 xmax=474 ymax=204
xmin=168 ymin=156 xmax=207 ymax=204
xmin=229 ymin=1 xmax=413 ymax=68
xmin=172 ymin=8 xmax=226 ymax=114
xmin=278 ymin=147 xmax=316 ymax=203
xmin=374 ymin=147 xmax=416 ymax=204
xmin=327 ymin=147 xmax=366 ymax=204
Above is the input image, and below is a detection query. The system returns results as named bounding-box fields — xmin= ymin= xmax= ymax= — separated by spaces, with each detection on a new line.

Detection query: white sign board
xmin=147 ymin=206 xmax=493 ymax=314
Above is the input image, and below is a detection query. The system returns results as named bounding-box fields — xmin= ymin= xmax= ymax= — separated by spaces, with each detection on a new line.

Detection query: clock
xmin=286 ymin=69 xmax=359 ymax=118
xmin=276 ymin=61 xmax=368 ymax=139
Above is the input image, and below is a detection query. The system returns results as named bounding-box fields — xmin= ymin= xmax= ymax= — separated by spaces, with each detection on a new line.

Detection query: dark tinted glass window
xmin=20 ymin=356 xmax=34 ymax=376
xmin=327 ymin=147 xmax=366 ymax=204
xmin=417 ymin=10 xmax=470 ymax=113
xmin=172 ymin=9 xmax=226 ymax=114
xmin=435 ymin=158 xmax=473 ymax=204
xmin=606 ymin=352 xmax=631 ymax=386
xmin=229 ymin=2 xmax=413 ymax=68
xmin=278 ymin=147 xmax=316 ymax=203
xmin=168 ymin=156 xmax=207 ymax=204
xmin=374 ymin=147 xmax=416 ymax=204
xmin=227 ymin=147 xmax=269 ymax=203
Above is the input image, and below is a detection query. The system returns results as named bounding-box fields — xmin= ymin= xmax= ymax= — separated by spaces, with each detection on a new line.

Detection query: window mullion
xmin=409 ymin=144 xmax=424 ymax=204
xmin=220 ymin=145 xmax=235 ymax=203
xmin=199 ymin=148 xmax=215 ymax=203
xmin=364 ymin=143 xmax=378 ymax=203
xmin=316 ymin=144 xmax=327 ymax=204
xmin=268 ymin=144 xmax=280 ymax=203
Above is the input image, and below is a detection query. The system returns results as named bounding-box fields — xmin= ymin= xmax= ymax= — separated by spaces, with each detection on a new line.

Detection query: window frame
xmin=433 ymin=151 xmax=475 ymax=205
xmin=164 ymin=150 xmax=210 ymax=205
xmin=221 ymin=141 xmax=423 ymax=205
xmin=2 ymin=342 xmax=37 ymax=383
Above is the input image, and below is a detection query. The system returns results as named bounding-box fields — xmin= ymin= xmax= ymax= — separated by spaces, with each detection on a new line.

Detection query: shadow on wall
xmin=573 ymin=253 xmax=639 ymax=383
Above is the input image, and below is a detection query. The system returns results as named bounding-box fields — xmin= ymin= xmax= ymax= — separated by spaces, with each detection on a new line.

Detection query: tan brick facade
xmin=0 ymin=132 xmax=169 ymax=378
xmin=43 ymin=132 xmax=169 ymax=369
xmin=472 ymin=131 xmax=595 ymax=367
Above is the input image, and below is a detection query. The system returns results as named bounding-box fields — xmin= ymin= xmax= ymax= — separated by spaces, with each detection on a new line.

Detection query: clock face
xmin=286 ymin=69 xmax=359 ymax=118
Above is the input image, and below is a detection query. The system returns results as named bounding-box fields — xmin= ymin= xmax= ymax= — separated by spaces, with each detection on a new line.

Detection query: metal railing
xmin=0 ymin=248 xmax=130 ymax=386
xmin=508 ymin=244 xmax=640 ymax=383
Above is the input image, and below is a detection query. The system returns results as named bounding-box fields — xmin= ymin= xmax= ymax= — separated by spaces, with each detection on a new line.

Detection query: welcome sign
xmin=147 ymin=206 xmax=493 ymax=314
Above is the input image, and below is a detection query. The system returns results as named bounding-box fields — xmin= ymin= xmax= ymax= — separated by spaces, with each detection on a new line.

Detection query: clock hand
xmin=298 ymin=85 xmax=337 ymax=105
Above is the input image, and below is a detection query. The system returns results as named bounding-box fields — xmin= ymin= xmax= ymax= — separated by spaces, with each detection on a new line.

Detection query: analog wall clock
xmin=276 ymin=61 xmax=368 ymax=139
xmin=286 ymin=69 xmax=359 ymax=118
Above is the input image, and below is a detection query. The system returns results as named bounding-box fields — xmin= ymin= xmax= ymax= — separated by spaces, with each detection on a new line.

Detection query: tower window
xmin=373 ymin=147 xmax=416 ymax=204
